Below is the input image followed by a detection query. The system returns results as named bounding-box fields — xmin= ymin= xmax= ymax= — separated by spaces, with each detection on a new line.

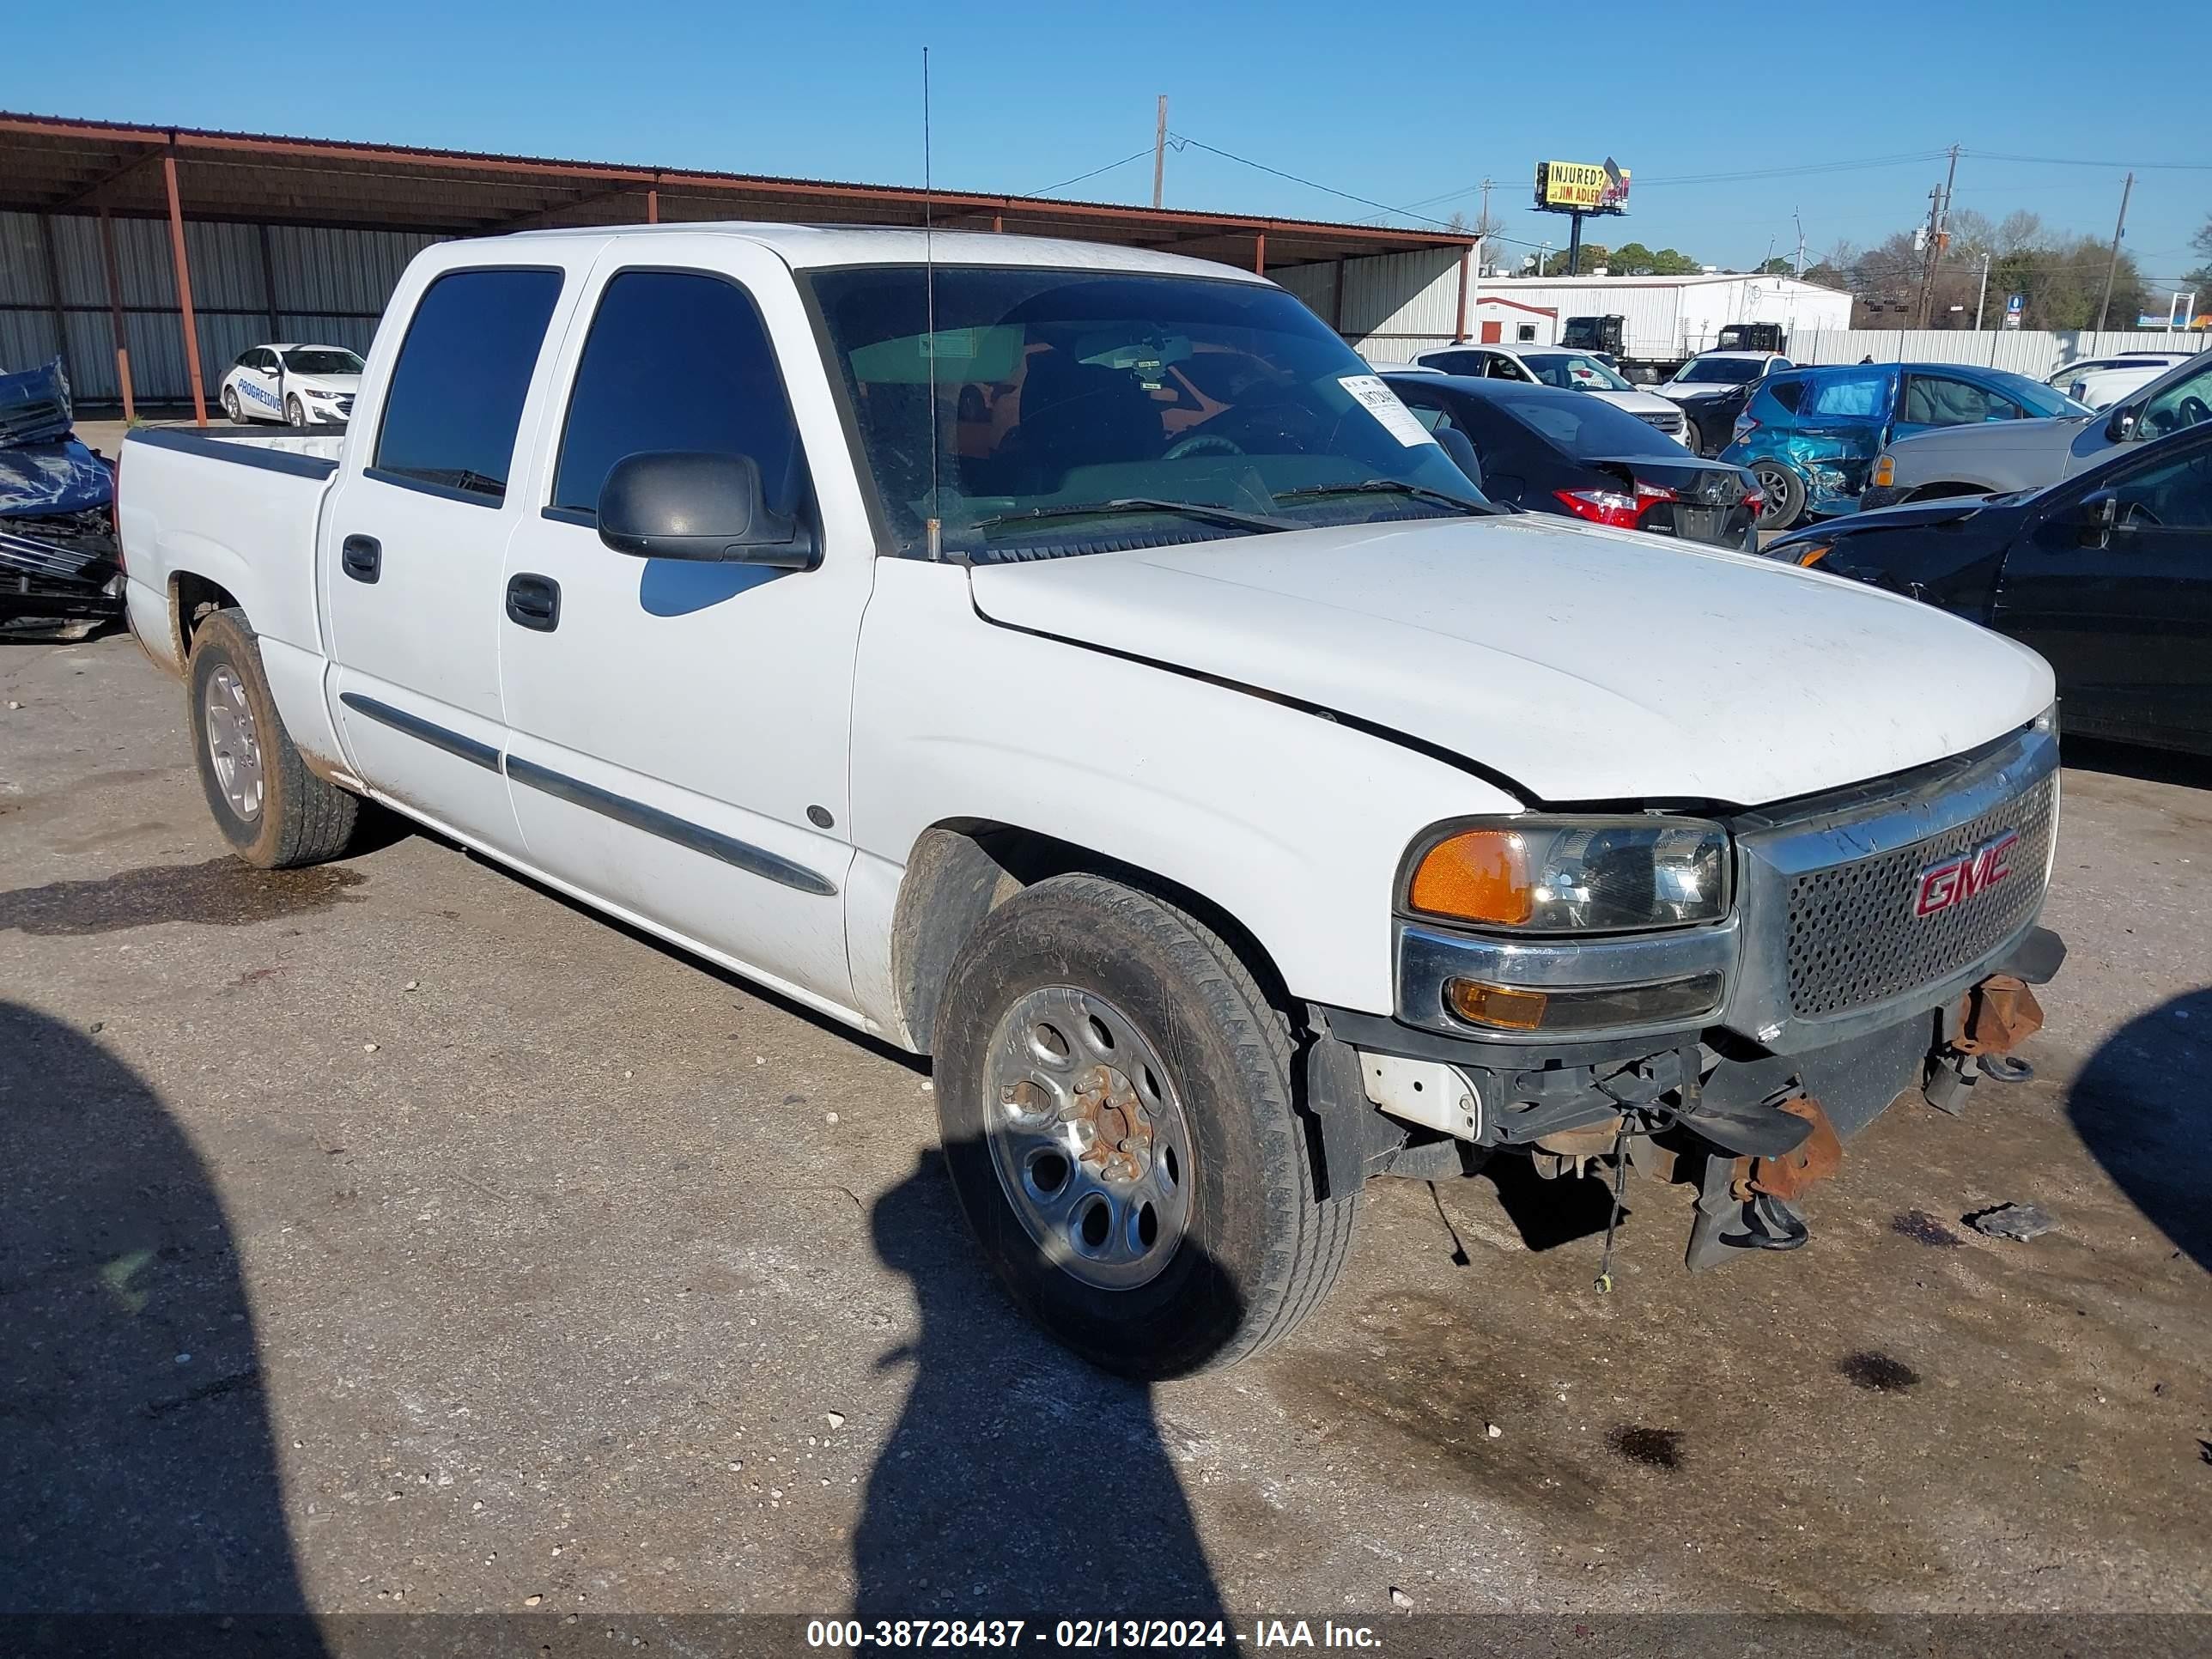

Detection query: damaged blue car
xmin=1721 ymin=362 xmax=2085 ymax=531
xmin=1 ymin=358 xmax=121 ymax=631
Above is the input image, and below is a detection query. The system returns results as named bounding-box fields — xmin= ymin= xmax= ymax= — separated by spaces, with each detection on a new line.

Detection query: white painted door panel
xmin=495 ymin=239 xmax=878 ymax=1009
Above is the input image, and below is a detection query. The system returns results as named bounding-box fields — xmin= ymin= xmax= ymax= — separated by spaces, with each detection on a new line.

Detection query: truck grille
xmin=1638 ymin=409 xmax=1686 ymax=437
xmin=1783 ymin=775 xmax=2057 ymax=1019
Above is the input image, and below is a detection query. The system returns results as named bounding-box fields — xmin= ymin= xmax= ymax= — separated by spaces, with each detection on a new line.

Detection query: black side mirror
xmin=597 ymin=451 xmax=816 ymax=568
xmin=2106 ymin=405 xmax=2138 ymax=442
xmin=2075 ymin=489 xmax=2119 ymax=548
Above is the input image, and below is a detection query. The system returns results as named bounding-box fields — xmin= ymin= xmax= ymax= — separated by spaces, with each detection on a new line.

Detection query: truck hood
xmin=966 ymin=514 xmax=2054 ymax=808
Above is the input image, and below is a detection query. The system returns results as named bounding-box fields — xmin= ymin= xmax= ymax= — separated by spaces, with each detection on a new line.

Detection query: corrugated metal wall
xmin=1276 ymin=247 xmax=1465 ymax=351
xmin=1782 ymin=328 xmax=2208 ymax=377
xmin=0 ymin=210 xmax=445 ymax=404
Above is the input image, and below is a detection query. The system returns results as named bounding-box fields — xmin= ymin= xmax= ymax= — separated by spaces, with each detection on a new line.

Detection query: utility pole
xmin=1793 ymin=210 xmax=1806 ymax=281
xmin=1474 ymin=176 xmax=1496 ymax=277
xmin=1152 ymin=95 xmax=1168 ymax=210
xmin=2096 ymin=171 xmax=2134 ymax=331
xmin=1914 ymin=144 xmax=1960 ymax=328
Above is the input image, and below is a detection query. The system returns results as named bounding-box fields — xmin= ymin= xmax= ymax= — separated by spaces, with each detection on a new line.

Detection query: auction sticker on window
xmin=1339 ymin=374 xmax=1438 ymax=447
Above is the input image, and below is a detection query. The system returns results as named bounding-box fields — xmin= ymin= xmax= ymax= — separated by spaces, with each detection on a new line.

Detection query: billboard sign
xmin=1535 ymin=159 xmax=1631 ymax=214
xmin=2002 ymin=292 xmax=2025 ymax=330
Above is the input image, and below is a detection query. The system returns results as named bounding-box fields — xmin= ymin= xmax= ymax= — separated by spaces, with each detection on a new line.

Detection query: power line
xmin=1166 ymin=131 xmax=1540 ymax=241
xmin=1964 ymin=148 xmax=2212 ymax=173
xmin=1027 ymin=147 xmax=1157 ymax=198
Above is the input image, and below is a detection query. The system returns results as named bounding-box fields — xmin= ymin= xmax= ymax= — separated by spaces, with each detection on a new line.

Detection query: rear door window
xmin=1805 ymin=372 xmax=1890 ymax=422
xmin=372 ymin=267 xmax=564 ymax=504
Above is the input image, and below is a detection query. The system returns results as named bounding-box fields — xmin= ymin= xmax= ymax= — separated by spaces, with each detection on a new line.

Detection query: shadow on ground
xmin=0 ymin=1001 xmax=322 ymax=1650
xmin=854 ymin=1149 xmax=1226 ymax=1620
xmin=2067 ymin=987 xmax=2212 ymax=1273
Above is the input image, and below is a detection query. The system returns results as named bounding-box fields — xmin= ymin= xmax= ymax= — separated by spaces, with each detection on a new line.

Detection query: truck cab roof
xmin=495 ymin=221 xmax=1271 ymax=281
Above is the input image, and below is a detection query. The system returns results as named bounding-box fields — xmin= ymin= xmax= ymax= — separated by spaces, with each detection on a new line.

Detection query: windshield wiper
xmin=968 ymin=497 xmax=1300 ymax=536
xmin=1272 ymin=479 xmax=1503 ymax=515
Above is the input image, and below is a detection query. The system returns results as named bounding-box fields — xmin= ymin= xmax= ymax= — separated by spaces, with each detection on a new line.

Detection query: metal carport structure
xmin=0 ymin=112 xmax=1475 ymax=424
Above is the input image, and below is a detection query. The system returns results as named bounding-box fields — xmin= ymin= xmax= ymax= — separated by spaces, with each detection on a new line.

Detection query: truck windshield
xmin=806 ymin=266 xmax=1492 ymax=560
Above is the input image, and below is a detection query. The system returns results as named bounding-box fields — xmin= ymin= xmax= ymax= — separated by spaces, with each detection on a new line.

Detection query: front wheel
xmin=933 ymin=875 xmax=1358 ymax=1379
xmin=1751 ymin=461 xmax=1807 ymax=531
xmin=284 ymin=394 xmax=306 ymax=428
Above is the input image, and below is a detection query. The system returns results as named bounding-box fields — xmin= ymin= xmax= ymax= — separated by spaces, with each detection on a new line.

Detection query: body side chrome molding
xmin=503 ymin=755 xmax=838 ymax=897
xmin=338 ymin=690 xmax=501 ymax=771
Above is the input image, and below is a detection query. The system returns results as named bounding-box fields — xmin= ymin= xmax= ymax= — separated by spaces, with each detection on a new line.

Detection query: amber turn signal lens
xmin=1794 ymin=544 xmax=1832 ymax=568
xmin=1871 ymin=455 xmax=1894 ymax=488
xmin=1445 ymin=980 xmax=1549 ymax=1030
xmin=1408 ymin=830 xmax=1531 ymax=925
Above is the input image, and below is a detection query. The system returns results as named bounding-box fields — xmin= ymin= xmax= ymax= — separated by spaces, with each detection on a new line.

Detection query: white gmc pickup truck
xmin=119 ymin=225 xmax=2065 ymax=1376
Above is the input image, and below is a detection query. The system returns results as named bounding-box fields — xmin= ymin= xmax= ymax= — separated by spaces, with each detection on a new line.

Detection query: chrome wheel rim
xmin=981 ymin=986 xmax=1194 ymax=1291
xmin=1753 ymin=464 xmax=1794 ymax=526
xmin=204 ymin=665 xmax=264 ymax=820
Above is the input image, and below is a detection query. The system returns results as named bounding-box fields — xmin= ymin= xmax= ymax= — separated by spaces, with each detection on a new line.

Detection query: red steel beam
xmin=161 ymin=149 xmax=207 ymax=426
xmin=98 ymin=207 xmax=136 ymax=422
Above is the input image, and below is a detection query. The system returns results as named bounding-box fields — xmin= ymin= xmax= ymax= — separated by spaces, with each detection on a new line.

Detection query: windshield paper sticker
xmin=1339 ymin=375 xmax=1438 ymax=447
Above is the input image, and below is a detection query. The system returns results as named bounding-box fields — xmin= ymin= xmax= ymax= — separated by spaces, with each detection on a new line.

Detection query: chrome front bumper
xmin=1395 ymin=722 xmax=2061 ymax=1055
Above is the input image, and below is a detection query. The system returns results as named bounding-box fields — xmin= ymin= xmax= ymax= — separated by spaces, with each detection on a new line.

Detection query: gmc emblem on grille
xmin=1914 ymin=830 xmax=2020 ymax=918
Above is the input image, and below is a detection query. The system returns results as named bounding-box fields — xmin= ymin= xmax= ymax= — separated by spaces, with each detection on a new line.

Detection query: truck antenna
xmin=922 ymin=46 xmax=942 ymax=562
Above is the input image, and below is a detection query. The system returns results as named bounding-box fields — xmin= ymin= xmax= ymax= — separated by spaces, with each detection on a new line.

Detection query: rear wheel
xmin=221 ymin=385 xmax=241 ymax=423
xmin=933 ymin=875 xmax=1358 ymax=1378
xmin=1751 ymin=461 xmax=1806 ymax=531
xmin=187 ymin=608 xmax=362 ymax=869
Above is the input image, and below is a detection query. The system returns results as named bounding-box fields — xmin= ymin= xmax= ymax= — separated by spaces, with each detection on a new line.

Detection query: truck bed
xmin=118 ymin=424 xmax=349 ymax=766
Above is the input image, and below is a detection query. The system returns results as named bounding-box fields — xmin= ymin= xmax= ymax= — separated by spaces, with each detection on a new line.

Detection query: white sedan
xmin=1409 ymin=343 xmax=1691 ymax=442
xmin=218 ymin=343 xmax=364 ymax=428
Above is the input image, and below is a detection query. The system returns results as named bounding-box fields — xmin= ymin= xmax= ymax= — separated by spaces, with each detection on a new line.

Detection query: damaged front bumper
xmin=1314 ymin=720 xmax=2066 ymax=1270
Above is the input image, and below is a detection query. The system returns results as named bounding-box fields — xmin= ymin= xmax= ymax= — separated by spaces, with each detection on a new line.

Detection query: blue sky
xmin=7 ymin=0 xmax=2207 ymax=283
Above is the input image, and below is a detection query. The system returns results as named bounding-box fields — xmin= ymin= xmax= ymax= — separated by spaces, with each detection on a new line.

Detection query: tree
xmin=2185 ymin=213 xmax=2212 ymax=292
xmin=1539 ymin=241 xmax=1607 ymax=276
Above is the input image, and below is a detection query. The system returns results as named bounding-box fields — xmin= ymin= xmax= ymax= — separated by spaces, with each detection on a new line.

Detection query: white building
xmin=1276 ymin=254 xmax=1851 ymax=365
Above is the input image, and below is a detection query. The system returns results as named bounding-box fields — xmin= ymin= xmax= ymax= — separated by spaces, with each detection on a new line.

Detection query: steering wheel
xmin=1164 ymin=432 xmax=1244 ymax=460
xmin=2174 ymin=395 xmax=2210 ymax=431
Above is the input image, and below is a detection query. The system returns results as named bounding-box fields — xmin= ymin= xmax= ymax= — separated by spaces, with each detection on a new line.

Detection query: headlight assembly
xmin=1405 ymin=817 xmax=1729 ymax=933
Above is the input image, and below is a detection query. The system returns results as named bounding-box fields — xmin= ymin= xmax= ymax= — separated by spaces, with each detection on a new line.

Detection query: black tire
xmin=284 ymin=394 xmax=305 ymax=428
xmin=1752 ymin=461 xmax=1807 ymax=531
xmin=221 ymin=385 xmax=240 ymax=423
xmin=933 ymin=874 xmax=1358 ymax=1379
xmin=187 ymin=608 xmax=361 ymax=869
xmin=1678 ymin=409 xmax=1705 ymax=454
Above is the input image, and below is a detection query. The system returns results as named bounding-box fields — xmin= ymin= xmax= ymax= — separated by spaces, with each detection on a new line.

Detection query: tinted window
xmin=1430 ymin=350 xmax=1488 ymax=376
xmin=1805 ymin=372 xmax=1889 ymax=422
xmin=2139 ymin=355 xmax=2212 ymax=440
xmin=2105 ymin=443 xmax=2212 ymax=530
xmin=374 ymin=268 xmax=562 ymax=503
xmin=1768 ymin=380 xmax=1805 ymax=414
xmin=553 ymin=270 xmax=803 ymax=517
xmin=283 ymin=347 xmax=363 ymax=375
